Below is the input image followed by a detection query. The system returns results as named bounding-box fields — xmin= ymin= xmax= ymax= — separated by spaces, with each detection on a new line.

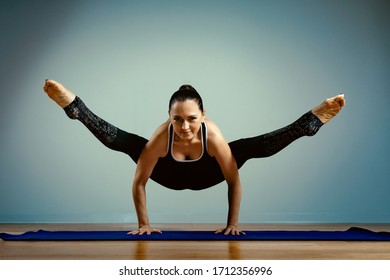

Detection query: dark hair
xmin=168 ymin=84 xmax=204 ymax=112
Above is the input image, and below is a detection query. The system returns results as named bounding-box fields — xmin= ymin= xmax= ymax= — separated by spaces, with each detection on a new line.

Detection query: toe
xmin=336 ymin=94 xmax=345 ymax=107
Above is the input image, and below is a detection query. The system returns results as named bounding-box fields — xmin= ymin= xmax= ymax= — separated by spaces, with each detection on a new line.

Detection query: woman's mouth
xmin=181 ymin=131 xmax=192 ymax=137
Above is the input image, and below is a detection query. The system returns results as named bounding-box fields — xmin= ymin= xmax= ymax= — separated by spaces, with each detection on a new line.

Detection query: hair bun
xmin=179 ymin=84 xmax=197 ymax=92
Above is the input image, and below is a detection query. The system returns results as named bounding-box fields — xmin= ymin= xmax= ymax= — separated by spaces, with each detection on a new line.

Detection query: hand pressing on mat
xmin=128 ymin=224 xmax=162 ymax=235
xmin=215 ymin=225 xmax=245 ymax=235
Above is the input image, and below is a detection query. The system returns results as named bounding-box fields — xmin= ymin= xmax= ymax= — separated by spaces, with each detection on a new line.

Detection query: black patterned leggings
xmin=64 ymin=97 xmax=323 ymax=189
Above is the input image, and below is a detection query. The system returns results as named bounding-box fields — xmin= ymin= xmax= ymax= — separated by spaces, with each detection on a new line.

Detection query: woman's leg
xmin=44 ymin=80 xmax=147 ymax=163
xmin=230 ymin=94 xmax=345 ymax=168
xmin=229 ymin=111 xmax=322 ymax=168
xmin=64 ymin=97 xmax=147 ymax=163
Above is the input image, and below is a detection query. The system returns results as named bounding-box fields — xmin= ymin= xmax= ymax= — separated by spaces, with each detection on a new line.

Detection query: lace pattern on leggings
xmin=229 ymin=111 xmax=324 ymax=168
xmin=262 ymin=111 xmax=323 ymax=156
xmin=63 ymin=97 xmax=118 ymax=146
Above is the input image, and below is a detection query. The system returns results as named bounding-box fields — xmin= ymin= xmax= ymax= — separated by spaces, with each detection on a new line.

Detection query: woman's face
xmin=169 ymin=99 xmax=205 ymax=141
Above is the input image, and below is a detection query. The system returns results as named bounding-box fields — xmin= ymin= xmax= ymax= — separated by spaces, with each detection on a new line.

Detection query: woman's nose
xmin=182 ymin=121 xmax=189 ymax=130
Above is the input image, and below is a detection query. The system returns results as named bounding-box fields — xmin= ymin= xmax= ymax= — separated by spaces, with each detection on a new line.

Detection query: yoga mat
xmin=1 ymin=227 xmax=390 ymax=241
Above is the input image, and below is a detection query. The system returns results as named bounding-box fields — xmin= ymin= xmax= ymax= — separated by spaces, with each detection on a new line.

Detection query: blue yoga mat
xmin=1 ymin=227 xmax=389 ymax=241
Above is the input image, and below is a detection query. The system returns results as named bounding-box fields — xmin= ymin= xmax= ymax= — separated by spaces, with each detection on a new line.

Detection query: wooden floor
xmin=1 ymin=224 xmax=389 ymax=260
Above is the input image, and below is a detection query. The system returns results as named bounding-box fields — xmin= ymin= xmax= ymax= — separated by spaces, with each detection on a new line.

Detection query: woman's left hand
xmin=215 ymin=225 xmax=245 ymax=235
xmin=128 ymin=224 xmax=162 ymax=235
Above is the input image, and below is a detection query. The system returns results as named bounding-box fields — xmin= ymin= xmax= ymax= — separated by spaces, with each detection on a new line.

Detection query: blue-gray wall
xmin=1 ymin=0 xmax=389 ymax=223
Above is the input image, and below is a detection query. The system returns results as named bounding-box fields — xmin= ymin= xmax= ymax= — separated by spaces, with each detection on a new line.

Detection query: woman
xmin=43 ymin=80 xmax=345 ymax=235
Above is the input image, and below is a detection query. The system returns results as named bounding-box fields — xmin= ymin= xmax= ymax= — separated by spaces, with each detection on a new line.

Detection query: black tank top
xmin=150 ymin=122 xmax=225 ymax=190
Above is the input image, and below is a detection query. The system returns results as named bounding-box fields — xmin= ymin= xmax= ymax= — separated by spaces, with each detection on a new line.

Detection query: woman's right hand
xmin=128 ymin=224 xmax=162 ymax=235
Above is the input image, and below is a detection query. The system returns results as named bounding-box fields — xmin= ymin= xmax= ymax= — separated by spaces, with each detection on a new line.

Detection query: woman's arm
xmin=128 ymin=122 xmax=169 ymax=235
xmin=130 ymin=152 xmax=160 ymax=235
xmin=206 ymin=120 xmax=245 ymax=235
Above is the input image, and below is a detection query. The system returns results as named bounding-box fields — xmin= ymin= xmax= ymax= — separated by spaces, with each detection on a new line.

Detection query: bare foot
xmin=311 ymin=94 xmax=345 ymax=124
xmin=43 ymin=79 xmax=76 ymax=108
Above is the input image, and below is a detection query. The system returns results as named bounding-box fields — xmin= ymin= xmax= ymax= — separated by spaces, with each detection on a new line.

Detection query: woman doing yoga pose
xmin=43 ymin=80 xmax=345 ymax=235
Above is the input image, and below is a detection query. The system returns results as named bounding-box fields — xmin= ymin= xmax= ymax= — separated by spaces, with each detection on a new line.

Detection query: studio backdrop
xmin=1 ymin=0 xmax=389 ymax=223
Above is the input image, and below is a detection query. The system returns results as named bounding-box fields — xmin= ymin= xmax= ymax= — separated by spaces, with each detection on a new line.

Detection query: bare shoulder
xmin=204 ymin=118 xmax=224 ymax=140
xmin=151 ymin=120 xmax=170 ymax=138
xmin=204 ymin=118 xmax=228 ymax=157
xmin=144 ymin=120 xmax=170 ymax=157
